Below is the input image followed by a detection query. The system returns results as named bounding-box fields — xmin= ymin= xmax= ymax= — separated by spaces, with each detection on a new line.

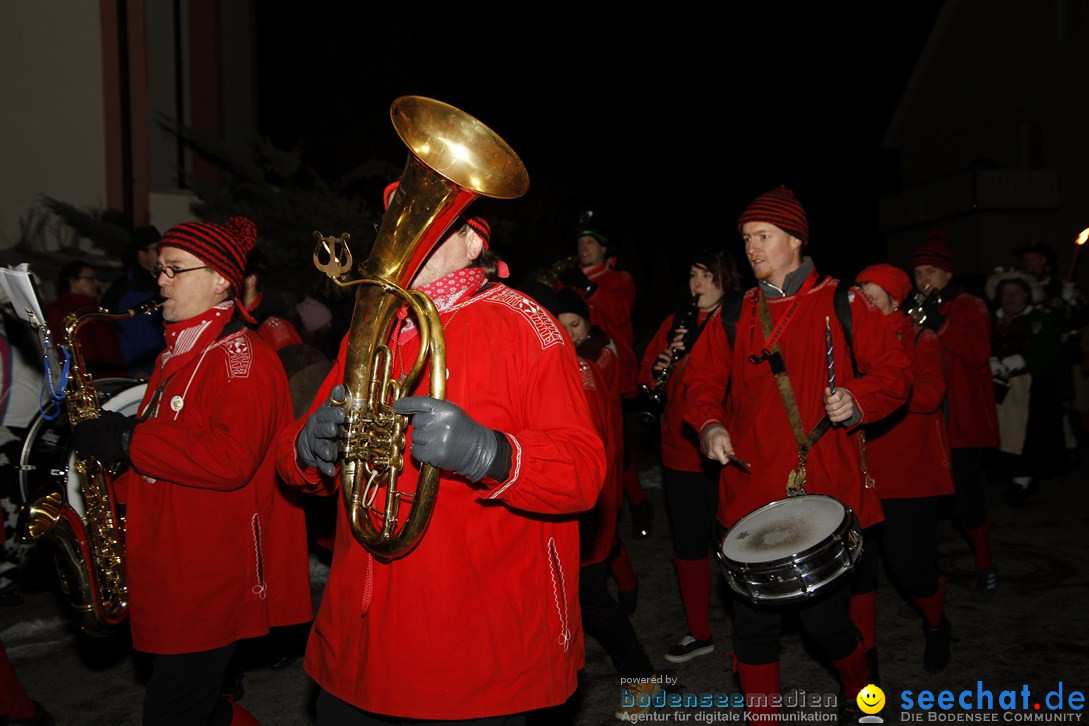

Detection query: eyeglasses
xmin=150 ymin=264 xmax=211 ymax=279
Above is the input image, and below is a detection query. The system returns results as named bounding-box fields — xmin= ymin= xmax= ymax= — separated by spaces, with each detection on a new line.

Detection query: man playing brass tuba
xmin=73 ymin=217 xmax=312 ymax=725
xmin=281 ymin=210 xmax=606 ymax=725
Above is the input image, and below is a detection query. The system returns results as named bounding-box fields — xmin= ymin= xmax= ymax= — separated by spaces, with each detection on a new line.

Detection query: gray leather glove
xmin=393 ymin=396 xmax=511 ymax=483
xmin=296 ymin=384 xmax=347 ymax=477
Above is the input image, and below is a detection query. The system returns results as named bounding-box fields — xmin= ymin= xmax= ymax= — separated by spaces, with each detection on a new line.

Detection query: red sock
xmin=676 ymin=557 xmax=712 ymax=641
xmin=849 ymin=591 xmax=877 ymax=652
xmin=912 ymin=578 xmax=946 ymax=628
xmin=964 ymin=516 xmax=993 ymax=569
xmin=622 ymin=460 xmax=646 ymax=506
xmin=0 ymin=640 xmax=35 ymax=720
xmin=737 ymin=660 xmax=780 ymax=724
xmin=832 ymin=643 xmax=870 ymax=700
xmin=610 ymin=543 xmax=638 ymax=591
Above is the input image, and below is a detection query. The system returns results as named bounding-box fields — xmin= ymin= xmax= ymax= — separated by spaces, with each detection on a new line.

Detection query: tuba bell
xmin=312 ymin=96 xmax=529 ymax=559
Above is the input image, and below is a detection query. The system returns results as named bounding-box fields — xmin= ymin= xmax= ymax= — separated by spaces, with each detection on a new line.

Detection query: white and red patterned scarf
xmin=395 ymin=267 xmax=488 ymax=344
xmin=159 ymin=301 xmax=235 ymax=378
xmin=581 ymin=257 xmax=619 ymax=280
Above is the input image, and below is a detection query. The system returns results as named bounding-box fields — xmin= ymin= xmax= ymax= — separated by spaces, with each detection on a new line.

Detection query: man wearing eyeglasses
xmin=73 ymin=217 xmax=311 ymax=725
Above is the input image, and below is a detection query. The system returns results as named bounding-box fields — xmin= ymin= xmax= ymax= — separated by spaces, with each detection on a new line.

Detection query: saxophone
xmin=19 ymin=296 xmax=162 ymax=636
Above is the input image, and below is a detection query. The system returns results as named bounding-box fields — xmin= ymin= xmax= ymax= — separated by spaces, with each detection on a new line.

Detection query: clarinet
xmin=636 ymin=295 xmax=700 ymax=423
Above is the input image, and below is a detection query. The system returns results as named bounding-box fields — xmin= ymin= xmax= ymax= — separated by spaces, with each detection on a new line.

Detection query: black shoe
xmin=7 ymin=701 xmax=55 ymax=726
xmin=1003 ymin=481 xmax=1037 ymax=508
xmin=865 ymin=648 xmax=880 ymax=686
xmin=923 ymin=616 xmax=951 ymax=672
xmin=618 ymin=584 xmax=638 ymax=616
xmin=973 ymin=565 xmax=997 ymax=602
xmin=839 ymin=697 xmax=864 ymax=724
xmin=664 ymin=634 xmax=715 ymax=663
xmin=631 ymin=500 xmax=654 ymax=539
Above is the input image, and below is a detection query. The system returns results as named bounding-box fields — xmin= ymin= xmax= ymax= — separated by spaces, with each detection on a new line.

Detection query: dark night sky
xmin=254 ymin=7 xmax=942 ymax=312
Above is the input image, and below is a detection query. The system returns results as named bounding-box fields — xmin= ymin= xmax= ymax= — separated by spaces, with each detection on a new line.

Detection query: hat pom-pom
xmin=227 ymin=216 xmax=259 ymax=253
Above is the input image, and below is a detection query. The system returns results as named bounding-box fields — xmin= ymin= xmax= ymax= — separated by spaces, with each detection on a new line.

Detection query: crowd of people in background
xmin=0 ymin=183 xmax=1087 ymax=725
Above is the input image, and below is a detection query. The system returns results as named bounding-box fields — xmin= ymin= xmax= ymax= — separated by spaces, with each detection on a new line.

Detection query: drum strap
xmin=757 ymin=294 xmax=832 ymax=496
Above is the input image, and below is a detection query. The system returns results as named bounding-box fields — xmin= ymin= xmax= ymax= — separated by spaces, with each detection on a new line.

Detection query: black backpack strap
xmin=719 ymin=289 xmax=747 ymax=347
xmin=721 ymin=282 xmax=858 ymax=374
xmin=834 ymin=279 xmax=859 ymax=377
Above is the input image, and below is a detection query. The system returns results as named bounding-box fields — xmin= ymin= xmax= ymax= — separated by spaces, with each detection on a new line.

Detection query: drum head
xmin=18 ymin=378 xmax=148 ymax=517
xmin=721 ymin=495 xmax=847 ymax=564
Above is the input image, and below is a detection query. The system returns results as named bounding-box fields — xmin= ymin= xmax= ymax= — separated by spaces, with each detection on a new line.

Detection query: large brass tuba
xmin=19 ymin=297 xmax=162 ymax=635
xmin=312 ymin=96 xmax=529 ymax=558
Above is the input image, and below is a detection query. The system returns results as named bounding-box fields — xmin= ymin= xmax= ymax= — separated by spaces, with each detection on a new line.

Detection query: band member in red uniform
xmin=639 ymin=247 xmax=739 ymax=664
xmin=559 ymin=227 xmax=652 ymax=539
xmin=73 ymin=217 xmax=312 ymax=725
xmin=683 ymin=187 xmax=911 ymax=722
xmin=280 ymin=213 xmax=606 ymax=725
xmin=854 ymin=264 xmax=954 ymax=674
xmin=910 ymin=231 xmax=1000 ymax=600
xmin=45 ymin=260 xmax=127 ymax=378
xmin=524 ymin=281 xmax=659 ymax=720
xmin=550 ymin=286 xmax=640 ymax=613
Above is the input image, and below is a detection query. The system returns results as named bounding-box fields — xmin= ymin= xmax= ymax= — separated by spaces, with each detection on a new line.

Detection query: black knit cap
xmin=159 ymin=217 xmax=259 ymax=292
xmin=555 ymin=287 xmax=590 ymax=321
xmin=737 ymin=185 xmax=810 ymax=245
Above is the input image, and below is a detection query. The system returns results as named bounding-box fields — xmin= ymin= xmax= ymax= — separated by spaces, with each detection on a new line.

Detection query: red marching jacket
xmin=864 ymin=312 xmax=955 ymax=499
xmin=933 ymin=292 xmax=1000 ymax=449
xmin=683 ymin=272 xmax=912 ymax=529
xmin=118 ymin=302 xmax=312 ymax=654
xmin=575 ymin=355 xmax=622 ymax=566
xmin=277 ymin=282 xmax=606 ymax=720
xmin=570 ymin=262 xmax=637 ymax=395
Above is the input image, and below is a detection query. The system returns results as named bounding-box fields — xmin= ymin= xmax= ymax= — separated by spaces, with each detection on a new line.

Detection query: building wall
xmin=883 ymin=0 xmax=1089 ymax=285
xmin=0 ymin=1 xmax=109 ymax=250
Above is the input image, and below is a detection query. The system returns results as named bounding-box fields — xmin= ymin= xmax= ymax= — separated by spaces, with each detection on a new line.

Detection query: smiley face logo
xmin=857 ymin=684 xmax=886 ymax=714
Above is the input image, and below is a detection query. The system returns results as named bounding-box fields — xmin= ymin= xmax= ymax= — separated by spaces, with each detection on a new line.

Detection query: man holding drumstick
xmin=683 ymin=186 xmax=911 ymax=722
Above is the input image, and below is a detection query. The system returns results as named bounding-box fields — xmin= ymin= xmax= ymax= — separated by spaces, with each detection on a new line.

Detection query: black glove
xmin=921 ymin=298 xmax=945 ymax=332
xmin=72 ymin=411 xmax=136 ymax=468
xmin=296 ymin=385 xmax=347 ymax=477
xmin=558 ymin=265 xmax=597 ymax=295
xmin=392 ymin=396 xmax=512 ymax=483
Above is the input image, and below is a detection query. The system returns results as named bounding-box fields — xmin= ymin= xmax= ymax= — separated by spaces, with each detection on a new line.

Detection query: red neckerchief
xmin=158 ymin=301 xmax=236 ymax=379
xmin=747 ymin=271 xmax=820 ymax=365
xmin=395 ymin=267 xmax=487 ymax=345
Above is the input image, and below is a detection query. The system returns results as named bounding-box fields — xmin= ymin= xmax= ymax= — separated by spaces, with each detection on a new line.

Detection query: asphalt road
xmin=3 ymin=450 xmax=1087 ymax=725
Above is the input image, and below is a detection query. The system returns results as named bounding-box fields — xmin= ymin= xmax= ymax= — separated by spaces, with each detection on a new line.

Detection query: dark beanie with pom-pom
xmin=159 ymin=216 xmax=259 ymax=292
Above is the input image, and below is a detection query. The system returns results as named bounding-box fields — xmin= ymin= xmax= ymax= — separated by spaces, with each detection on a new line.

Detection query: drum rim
xmin=17 ymin=378 xmax=148 ymax=509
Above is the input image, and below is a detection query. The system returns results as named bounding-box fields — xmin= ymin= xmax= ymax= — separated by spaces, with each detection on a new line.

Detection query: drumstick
xmin=727 ymin=454 xmax=751 ymax=471
xmin=825 ymin=316 xmax=836 ymax=394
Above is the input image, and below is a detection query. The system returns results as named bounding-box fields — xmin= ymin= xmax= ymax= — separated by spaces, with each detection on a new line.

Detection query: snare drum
xmin=717 ymin=494 xmax=862 ymax=605
xmin=18 ymin=378 xmax=148 ymax=517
